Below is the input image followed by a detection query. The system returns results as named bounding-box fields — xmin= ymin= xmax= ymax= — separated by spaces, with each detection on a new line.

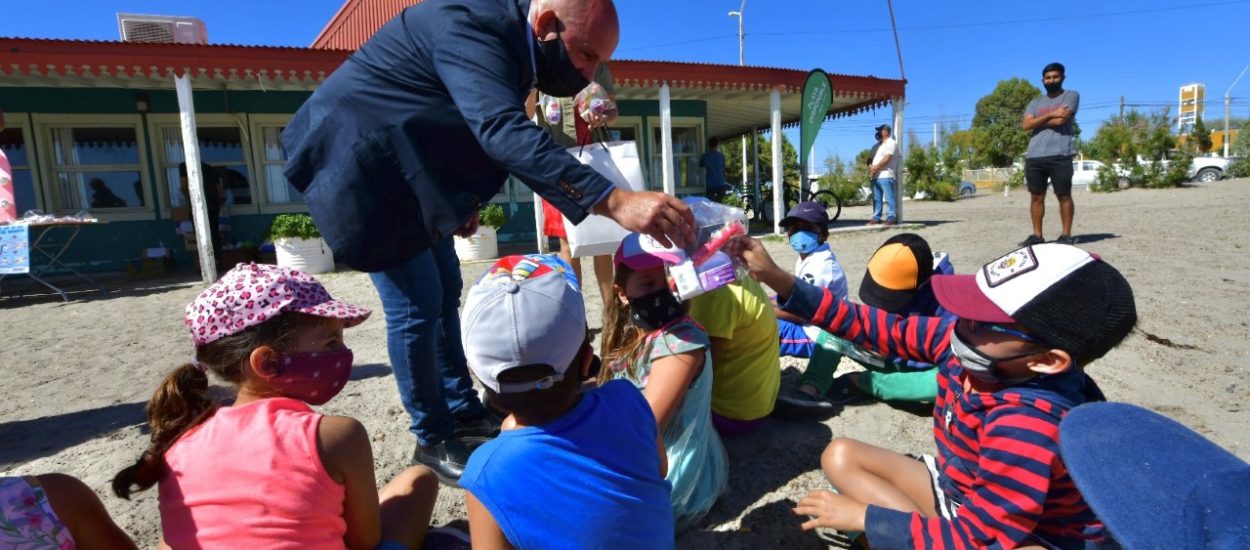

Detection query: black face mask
xmin=534 ymin=31 xmax=590 ymax=97
xmin=628 ymin=288 xmax=685 ymax=331
xmin=1044 ymin=81 xmax=1063 ymax=95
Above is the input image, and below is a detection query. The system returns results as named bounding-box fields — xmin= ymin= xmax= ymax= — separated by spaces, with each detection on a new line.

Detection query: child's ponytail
xmin=112 ymin=363 xmax=218 ymax=499
xmin=112 ymin=312 xmax=319 ymax=499
xmin=598 ymin=266 xmax=650 ymax=385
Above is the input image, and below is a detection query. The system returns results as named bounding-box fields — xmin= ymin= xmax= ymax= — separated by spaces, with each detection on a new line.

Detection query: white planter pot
xmin=454 ymin=226 xmax=499 ymax=262
xmin=274 ymin=237 xmax=335 ymax=274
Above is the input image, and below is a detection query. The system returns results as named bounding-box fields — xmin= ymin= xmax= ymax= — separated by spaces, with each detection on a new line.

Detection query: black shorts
xmin=1025 ymin=155 xmax=1074 ymax=196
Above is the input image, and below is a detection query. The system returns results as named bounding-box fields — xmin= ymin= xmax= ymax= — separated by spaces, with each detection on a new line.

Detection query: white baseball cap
xmin=931 ymin=243 xmax=1136 ymax=365
xmin=461 ymin=255 xmax=587 ymax=393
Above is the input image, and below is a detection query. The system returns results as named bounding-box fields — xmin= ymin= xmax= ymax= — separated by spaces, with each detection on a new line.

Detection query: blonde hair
xmin=597 ymin=265 xmax=649 ymax=385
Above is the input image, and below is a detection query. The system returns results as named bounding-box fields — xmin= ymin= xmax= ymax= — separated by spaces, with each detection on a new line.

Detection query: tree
xmin=1188 ymin=117 xmax=1213 ymax=154
xmin=946 ymin=129 xmax=978 ymax=169
xmin=970 ymin=78 xmax=1041 ymax=167
xmin=723 ymin=133 xmax=800 ymax=189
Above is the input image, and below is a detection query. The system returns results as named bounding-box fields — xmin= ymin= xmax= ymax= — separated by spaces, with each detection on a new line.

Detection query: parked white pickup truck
xmin=1111 ymin=154 xmax=1232 ymax=183
xmin=1189 ymin=156 xmax=1231 ymax=182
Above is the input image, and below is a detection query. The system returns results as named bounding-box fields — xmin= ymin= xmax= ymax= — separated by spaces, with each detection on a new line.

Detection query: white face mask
xmin=949 ymin=330 xmax=1038 ymax=385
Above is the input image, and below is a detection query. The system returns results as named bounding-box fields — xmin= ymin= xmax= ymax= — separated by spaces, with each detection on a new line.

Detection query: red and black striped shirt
xmin=783 ymin=280 xmax=1104 ymax=549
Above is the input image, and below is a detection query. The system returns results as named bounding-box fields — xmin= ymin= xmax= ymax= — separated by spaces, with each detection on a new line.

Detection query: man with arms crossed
xmin=1021 ymin=62 xmax=1079 ymax=246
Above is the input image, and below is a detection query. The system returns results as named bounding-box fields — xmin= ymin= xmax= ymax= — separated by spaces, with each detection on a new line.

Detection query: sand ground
xmin=2 ymin=179 xmax=1248 ymax=548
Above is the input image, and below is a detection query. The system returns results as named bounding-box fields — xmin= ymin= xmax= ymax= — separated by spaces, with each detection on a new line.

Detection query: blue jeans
xmin=871 ymin=177 xmax=897 ymax=222
xmin=369 ymin=237 xmax=483 ymax=446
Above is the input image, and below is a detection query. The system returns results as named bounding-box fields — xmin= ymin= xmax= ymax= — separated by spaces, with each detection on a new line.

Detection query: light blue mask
xmin=789 ymin=230 xmax=820 ymax=254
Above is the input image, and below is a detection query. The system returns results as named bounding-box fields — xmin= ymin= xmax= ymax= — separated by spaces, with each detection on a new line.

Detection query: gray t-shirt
xmin=1025 ymin=90 xmax=1080 ymax=159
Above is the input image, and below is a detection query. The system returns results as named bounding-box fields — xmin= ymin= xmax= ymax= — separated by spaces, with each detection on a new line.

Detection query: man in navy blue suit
xmin=282 ymin=0 xmax=693 ymax=485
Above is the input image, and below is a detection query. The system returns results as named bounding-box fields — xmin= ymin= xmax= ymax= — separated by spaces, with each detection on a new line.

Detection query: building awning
xmin=1 ymin=37 xmax=904 ymax=138
xmin=610 ymin=60 xmax=903 ymax=139
xmin=0 ymin=37 xmax=349 ymax=91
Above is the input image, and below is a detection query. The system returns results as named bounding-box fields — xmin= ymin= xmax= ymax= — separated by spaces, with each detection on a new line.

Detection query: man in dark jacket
xmin=282 ymin=0 xmax=693 ymax=485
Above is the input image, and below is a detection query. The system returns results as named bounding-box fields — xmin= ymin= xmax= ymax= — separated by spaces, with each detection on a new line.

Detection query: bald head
xmin=530 ymin=0 xmax=619 ymax=81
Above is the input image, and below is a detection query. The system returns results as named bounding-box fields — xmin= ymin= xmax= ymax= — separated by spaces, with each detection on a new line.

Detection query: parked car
xmin=1190 ymin=155 xmax=1231 ymax=182
xmin=1072 ymin=159 xmax=1105 ymax=188
xmin=1125 ymin=153 xmax=1231 ymax=182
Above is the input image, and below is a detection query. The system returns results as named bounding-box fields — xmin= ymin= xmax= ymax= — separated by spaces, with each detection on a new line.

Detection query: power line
xmin=619 ymin=0 xmax=1249 ymax=53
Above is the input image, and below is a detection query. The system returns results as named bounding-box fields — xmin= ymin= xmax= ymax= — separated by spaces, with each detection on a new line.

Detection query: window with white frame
xmin=258 ymin=125 xmax=304 ymax=204
xmin=649 ymin=124 xmax=703 ymax=191
xmin=1 ymin=121 xmax=38 ymax=215
xmin=159 ymin=125 xmax=253 ymax=208
xmin=48 ymin=126 xmax=146 ymax=211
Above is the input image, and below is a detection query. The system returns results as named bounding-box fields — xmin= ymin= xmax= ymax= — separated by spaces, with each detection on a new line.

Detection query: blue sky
xmin=6 ymin=0 xmax=1250 ymax=164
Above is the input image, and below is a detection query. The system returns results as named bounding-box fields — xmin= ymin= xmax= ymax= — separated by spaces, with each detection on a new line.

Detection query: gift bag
xmin=562 ymin=141 xmax=646 ymax=257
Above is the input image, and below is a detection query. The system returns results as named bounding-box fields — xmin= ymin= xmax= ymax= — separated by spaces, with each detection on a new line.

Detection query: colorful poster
xmin=0 ymin=224 xmax=30 ymax=274
xmin=0 ymin=148 xmax=16 ymax=223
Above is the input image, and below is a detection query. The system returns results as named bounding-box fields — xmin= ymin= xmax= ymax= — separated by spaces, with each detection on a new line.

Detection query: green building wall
xmin=0 ymin=87 xmax=706 ymax=274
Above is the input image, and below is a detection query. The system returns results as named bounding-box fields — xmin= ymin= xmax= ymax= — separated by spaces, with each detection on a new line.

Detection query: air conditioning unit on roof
xmin=117 ymin=13 xmax=208 ymax=44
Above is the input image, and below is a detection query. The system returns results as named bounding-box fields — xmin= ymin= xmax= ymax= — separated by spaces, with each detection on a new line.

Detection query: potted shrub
xmin=454 ymin=204 xmax=505 ymax=261
xmin=269 ymin=213 xmax=335 ymax=274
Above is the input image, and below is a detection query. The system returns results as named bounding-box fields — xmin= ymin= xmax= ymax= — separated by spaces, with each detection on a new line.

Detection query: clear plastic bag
xmin=574 ymin=82 xmax=617 ymax=123
xmin=666 ymin=197 xmax=748 ymax=300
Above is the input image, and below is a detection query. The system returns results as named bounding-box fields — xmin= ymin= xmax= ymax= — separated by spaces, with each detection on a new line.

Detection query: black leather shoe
xmin=455 ymin=411 xmax=502 ymax=439
xmin=412 ymin=438 xmax=472 ymax=487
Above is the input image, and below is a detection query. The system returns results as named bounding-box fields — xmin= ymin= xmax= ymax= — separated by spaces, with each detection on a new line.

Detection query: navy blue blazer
xmin=283 ymin=0 xmax=613 ymax=272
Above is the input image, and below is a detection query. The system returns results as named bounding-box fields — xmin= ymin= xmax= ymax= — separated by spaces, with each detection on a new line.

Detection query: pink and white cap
xmin=185 ymin=263 xmax=370 ymax=345
xmin=614 ymin=232 xmax=688 ymax=271
xmin=930 ymin=244 xmax=1097 ymax=323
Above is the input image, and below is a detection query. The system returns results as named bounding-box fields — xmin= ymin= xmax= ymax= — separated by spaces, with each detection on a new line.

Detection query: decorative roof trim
xmin=0 ymin=38 xmax=906 ymax=102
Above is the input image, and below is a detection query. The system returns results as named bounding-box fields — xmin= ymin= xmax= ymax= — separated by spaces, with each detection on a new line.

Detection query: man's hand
xmin=1053 ymin=105 xmax=1073 ymax=120
xmin=583 ymin=107 xmax=618 ymax=129
xmin=455 ymin=212 xmax=481 ymax=238
xmin=595 ymin=188 xmax=695 ymax=248
xmin=793 ymin=490 xmax=868 ymax=533
xmin=725 ymin=236 xmax=795 ymax=298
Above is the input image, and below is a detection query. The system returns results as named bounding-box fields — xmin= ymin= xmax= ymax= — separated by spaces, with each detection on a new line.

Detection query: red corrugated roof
xmin=0 ymin=37 xmax=349 ymax=84
xmin=311 ymin=0 xmax=422 ymax=50
xmin=0 ymin=37 xmax=903 ymax=99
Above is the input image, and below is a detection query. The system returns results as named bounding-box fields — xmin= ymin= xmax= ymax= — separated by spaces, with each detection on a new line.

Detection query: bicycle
xmin=757 ymin=182 xmax=842 ymax=227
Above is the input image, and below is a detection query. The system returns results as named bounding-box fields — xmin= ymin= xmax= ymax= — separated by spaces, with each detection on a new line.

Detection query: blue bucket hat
xmin=1059 ymin=402 xmax=1250 ymax=549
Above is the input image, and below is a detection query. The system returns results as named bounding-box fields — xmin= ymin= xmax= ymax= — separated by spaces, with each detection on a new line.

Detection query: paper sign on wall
xmin=0 ymin=224 xmax=30 ymax=274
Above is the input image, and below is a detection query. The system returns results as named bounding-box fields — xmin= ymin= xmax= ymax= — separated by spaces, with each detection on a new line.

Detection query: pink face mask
xmin=268 ymin=349 xmax=354 ymax=405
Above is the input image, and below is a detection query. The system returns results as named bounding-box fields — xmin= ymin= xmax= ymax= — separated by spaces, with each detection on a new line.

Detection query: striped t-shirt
xmin=782 ymin=280 xmax=1105 ymax=549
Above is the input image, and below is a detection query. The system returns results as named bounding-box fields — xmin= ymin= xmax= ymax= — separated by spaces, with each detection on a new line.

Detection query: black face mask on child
xmin=628 ymin=288 xmax=685 ymax=331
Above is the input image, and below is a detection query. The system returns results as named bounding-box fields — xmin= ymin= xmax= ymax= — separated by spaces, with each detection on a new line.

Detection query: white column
xmin=735 ymin=134 xmax=745 ymax=187
xmin=530 ymin=113 xmax=549 ymax=253
xmin=660 ymin=82 xmax=675 ymax=195
xmin=532 ymin=189 xmax=548 ymax=253
xmin=752 ymin=127 xmax=761 ymax=211
xmin=175 ymin=74 xmax=216 ymax=283
xmin=892 ymin=97 xmax=905 ymax=224
xmin=771 ymin=87 xmax=783 ymax=234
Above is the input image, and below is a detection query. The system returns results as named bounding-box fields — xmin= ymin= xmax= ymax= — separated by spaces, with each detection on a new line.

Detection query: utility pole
xmin=1119 ymin=96 xmax=1125 ymax=123
xmin=1225 ymin=64 xmax=1249 ymax=158
xmin=933 ymin=122 xmax=938 ymax=149
xmin=729 ymin=1 xmax=746 ymax=66
xmin=730 ymin=1 xmax=747 ymax=200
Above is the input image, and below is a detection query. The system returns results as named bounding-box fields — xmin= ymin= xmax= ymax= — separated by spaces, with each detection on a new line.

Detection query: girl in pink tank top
xmin=111 ymin=264 xmax=442 ymax=550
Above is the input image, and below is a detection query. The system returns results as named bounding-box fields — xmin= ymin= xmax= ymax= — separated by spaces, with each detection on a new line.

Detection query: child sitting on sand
xmin=776 ymin=233 xmax=954 ymax=415
xmin=113 ymin=263 xmax=440 ymax=550
xmin=774 ymin=201 xmax=848 ymax=359
xmin=732 ymin=239 xmax=1135 ymax=549
xmin=0 ymin=473 xmax=135 ymax=549
xmin=600 ymin=234 xmax=728 ymax=531
xmin=458 ymin=254 xmax=675 ymax=549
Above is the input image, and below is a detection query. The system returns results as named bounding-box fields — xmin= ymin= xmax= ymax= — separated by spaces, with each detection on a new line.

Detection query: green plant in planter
xmin=479 ymin=204 xmax=507 ymax=229
xmin=269 ymin=214 xmax=323 ymax=240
